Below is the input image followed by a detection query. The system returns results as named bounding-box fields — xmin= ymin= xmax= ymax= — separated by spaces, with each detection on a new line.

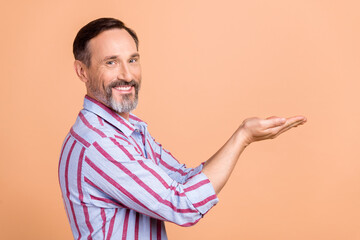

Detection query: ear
xmin=74 ymin=60 xmax=89 ymax=83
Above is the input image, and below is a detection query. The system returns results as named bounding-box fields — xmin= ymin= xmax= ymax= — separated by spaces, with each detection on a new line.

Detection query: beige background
xmin=1 ymin=0 xmax=360 ymax=239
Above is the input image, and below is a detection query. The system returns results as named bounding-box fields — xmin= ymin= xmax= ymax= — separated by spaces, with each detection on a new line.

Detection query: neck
xmin=118 ymin=112 xmax=130 ymax=121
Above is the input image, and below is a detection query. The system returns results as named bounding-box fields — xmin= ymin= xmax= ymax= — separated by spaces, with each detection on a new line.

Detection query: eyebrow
xmin=103 ymin=53 xmax=140 ymax=61
xmin=131 ymin=53 xmax=140 ymax=58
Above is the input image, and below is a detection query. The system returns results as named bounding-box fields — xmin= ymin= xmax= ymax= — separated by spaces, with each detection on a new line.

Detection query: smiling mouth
xmin=114 ymin=86 xmax=132 ymax=91
xmin=112 ymin=85 xmax=134 ymax=94
xmin=108 ymin=80 xmax=139 ymax=96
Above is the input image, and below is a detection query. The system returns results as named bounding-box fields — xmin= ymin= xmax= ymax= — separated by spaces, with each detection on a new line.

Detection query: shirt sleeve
xmin=83 ymin=137 xmax=218 ymax=227
xmin=147 ymin=135 xmax=206 ymax=184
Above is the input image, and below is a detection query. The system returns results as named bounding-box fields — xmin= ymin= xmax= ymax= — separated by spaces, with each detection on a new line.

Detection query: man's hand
xmin=238 ymin=116 xmax=307 ymax=146
xmin=203 ymin=115 xmax=306 ymax=194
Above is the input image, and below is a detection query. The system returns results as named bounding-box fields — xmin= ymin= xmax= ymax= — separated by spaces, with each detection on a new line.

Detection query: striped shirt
xmin=58 ymin=96 xmax=218 ymax=240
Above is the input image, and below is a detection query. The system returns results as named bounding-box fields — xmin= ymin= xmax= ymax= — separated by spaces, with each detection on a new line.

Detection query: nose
xmin=117 ymin=62 xmax=132 ymax=82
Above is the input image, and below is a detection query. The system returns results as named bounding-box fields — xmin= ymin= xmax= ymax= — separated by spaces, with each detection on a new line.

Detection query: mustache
xmin=108 ymin=80 xmax=139 ymax=89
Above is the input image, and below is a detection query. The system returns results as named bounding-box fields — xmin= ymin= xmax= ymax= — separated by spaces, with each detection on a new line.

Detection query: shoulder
xmin=83 ymin=136 xmax=143 ymax=166
xmin=70 ymin=109 xmax=129 ymax=148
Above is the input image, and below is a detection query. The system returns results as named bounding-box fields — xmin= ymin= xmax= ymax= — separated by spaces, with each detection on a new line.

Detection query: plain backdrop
xmin=1 ymin=0 xmax=360 ymax=239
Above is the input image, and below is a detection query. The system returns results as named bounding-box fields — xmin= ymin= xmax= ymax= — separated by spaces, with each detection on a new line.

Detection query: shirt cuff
xmin=184 ymin=172 xmax=219 ymax=215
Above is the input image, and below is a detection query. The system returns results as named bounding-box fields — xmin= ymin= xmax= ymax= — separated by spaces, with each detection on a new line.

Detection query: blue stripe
xmin=58 ymin=96 xmax=218 ymax=239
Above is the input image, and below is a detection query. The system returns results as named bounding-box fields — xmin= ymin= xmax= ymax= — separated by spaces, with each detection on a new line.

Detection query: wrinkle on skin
xmin=84 ymin=29 xmax=142 ymax=119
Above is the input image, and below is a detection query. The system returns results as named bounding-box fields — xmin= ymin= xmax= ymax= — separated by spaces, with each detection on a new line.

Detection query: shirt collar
xmin=83 ymin=95 xmax=147 ymax=137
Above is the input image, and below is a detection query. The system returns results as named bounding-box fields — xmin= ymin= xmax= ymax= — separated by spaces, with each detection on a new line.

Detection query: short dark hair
xmin=73 ymin=18 xmax=139 ymax=67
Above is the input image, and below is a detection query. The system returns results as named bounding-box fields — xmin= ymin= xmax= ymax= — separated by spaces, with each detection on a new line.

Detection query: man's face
xmin=85 ymin=28 xmax=141 ymax=113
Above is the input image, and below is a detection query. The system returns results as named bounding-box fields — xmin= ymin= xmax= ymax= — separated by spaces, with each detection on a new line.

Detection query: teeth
xmin=115 ymin=86 xmax=131 ymax=91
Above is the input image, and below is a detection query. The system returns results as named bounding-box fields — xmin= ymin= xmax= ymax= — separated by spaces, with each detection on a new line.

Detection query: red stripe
xmin=106 ymin=208 xmax=118 ymax=240
xmin=85 ymin=156 xmax=166 ymax=220
xmin=84 ymin=177 xmax=107 ymax=193
xmin=129 ymin=114 xmax=145 ymax=123
xmin=115 ymin=128 xmax=127 ymax=137
xmin=77 ymin=147 xmax=94 ymax=239
xmin=114 ymin=134 xmax=133 ymax=145
xmin=85 ymin=178 xmax=127 ymax=208
xmin=192 ymin=194 xmax=217 ymax=208
xmin=111 ymin=138 xmax=185 ymax=197
xmin=135 ymin=212 xmax=140 ymax=240
xmin=115 ymin=130 xmax=141 ymax=156
xmin=151 ymin=137 xmax=181 ymax=164
xmin=85 ymin=157 xmax=203 ymax=227
xmin=184 ymin=172 xmax=202 ymax=184
xmin=86 ymin=153 xmax=203 ymax=227
xmin=107 ymin=139 xmax=135 ymax=161
xmin=70 ymin=127 xmax=90 ymax=147
xmin=159 ymin=158 xmax=188 ymax=176
xmin=97 ymin=116 xmax=104 ymax=126
xmin=58 ymin=134 xmax=71 ymax=183
xmin=141 ymin=132 xmax=146 ymax=146
xmin=163 ymin=148 xmax=179 ymax=162
xmin=100 ymin=209 xmax=106 ymax=239
xmin=89 ymin=194 xmax=126 ymax=208
xmin=122 ymin=209 xmax=130 ymax=240
xmin=85 ymin=95 xmax=134 ymax=131
xmin=130 ymin=136 xmax=145 ymax=157
xmin=157 ymin=220 xmax=162 ymax=240
xmin=115 ymin=135 xmax=143 ymax=156
xmin=79 ymin=112 xmax=106 ymax=138
xmin=110 ymin=138 xmax=140 ymax=158
xmin=154 ymin=153 xmax=161 ymax=160
xmin=135 ymin=159 xmax=186 ymax=197
xmin=184 ymin=179 xmax=210 ymax=193
xmin=93 ymin=142 xmax=197 ymax=213
xmin=64 ymin=140 xmax=82 ymax=239
xmin=146 ymin=139 xmax=157 ymax=163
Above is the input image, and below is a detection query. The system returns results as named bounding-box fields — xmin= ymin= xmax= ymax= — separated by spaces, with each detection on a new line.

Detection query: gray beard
xmin=88 ymin=79 xmax=140 ymax=114
xmin=108 ymin=93 xmax=138 ymax=113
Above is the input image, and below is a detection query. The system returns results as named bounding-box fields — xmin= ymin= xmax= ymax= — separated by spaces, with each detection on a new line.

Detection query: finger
xmin=262 ymin=115 xmax=306 ymax=131
xmin=273 ymin=119 xmax=306 ymax=137
xmin=266 ymin=116 xmax=279 ymax=120
xmin=262 ymin=117 xmax=286 ymax=129
xmin=286 ymin=115 xmax=307 ymax=124
xmin=274 ymin=124 xmax=299 ymax=137
xmin=272 ymin=116 xmax=306 ymax=130
xmin=264 ymin=116 xmax=306 ymax=135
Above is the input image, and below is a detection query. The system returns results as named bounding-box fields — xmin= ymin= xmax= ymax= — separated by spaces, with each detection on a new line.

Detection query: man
xmin=58 ymin=18 xmax=306 ymax=240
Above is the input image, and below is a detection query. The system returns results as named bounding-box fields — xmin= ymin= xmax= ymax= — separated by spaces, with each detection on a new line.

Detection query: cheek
xmin=131 ymin=66 xmax=142 ymax=80
xmin=98 ymin=70 xmax=117 ymax=87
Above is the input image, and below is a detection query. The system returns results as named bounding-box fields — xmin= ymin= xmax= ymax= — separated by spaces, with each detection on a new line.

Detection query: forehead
xmin=88 ymin=28 xmax=137 ymax=59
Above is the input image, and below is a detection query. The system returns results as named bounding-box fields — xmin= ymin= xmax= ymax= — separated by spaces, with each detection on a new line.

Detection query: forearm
xmin=202 ymin=127 xmax=248 ymax=195
xmin=202 ymin=115 xmax=306 ymax=195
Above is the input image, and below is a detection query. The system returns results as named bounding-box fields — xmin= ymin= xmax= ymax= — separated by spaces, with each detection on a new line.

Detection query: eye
xmin=129 ymin=58 xmax=138 ymax=63
xmin=106 ymin=60 xmax=116 ymax=65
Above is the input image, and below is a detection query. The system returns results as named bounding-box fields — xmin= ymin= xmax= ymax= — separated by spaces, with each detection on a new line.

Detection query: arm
xmin=202 ymin=116 xmax=307 ymax=194
xmin=148 ymin=135 xmax=204 ymax=184
xmin=83 ymin=137 xmax=218 ymax=226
